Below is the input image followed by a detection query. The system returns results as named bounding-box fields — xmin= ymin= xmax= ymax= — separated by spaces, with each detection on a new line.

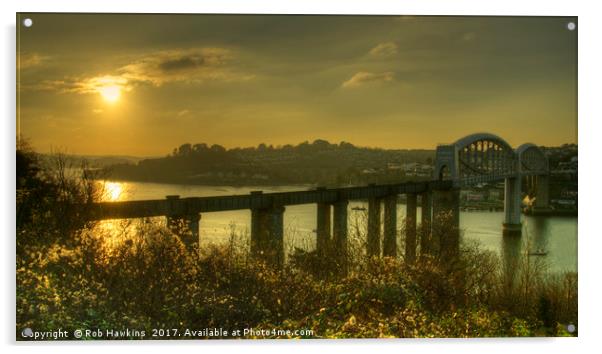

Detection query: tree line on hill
xmin=103 ymin=139 xmax=435 ymax=186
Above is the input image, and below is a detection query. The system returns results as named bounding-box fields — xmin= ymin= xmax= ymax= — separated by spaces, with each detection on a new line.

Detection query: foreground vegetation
xmin=16 ymin=145 xmax=577 ymax=339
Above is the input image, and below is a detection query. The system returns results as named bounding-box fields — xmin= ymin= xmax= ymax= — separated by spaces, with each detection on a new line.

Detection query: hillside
xmin=101 ymin=140 xmax=435 ymax=186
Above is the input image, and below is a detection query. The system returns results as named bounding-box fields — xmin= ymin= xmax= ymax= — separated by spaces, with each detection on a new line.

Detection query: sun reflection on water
xmin=104 ymin=182 xmax=124 ymax=201
xmin=98 ymin=181 xmax=134 ymax=202
xmin=95 ymin=181 xmax=139 ymax=247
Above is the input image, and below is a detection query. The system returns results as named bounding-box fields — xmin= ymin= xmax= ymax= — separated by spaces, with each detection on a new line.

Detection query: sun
xmin=98 ymin=85 xmax=121 ymax=104
xmin=87 ymin=75 xmax=128 ymax=104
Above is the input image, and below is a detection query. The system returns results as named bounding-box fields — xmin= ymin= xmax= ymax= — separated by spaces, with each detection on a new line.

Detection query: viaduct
xmin=84 ymin=133 xmax=550 ymax=267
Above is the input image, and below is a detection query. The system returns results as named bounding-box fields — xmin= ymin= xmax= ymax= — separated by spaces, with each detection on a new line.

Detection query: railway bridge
xmin=85 ymin=133 xmax=550 ymax=267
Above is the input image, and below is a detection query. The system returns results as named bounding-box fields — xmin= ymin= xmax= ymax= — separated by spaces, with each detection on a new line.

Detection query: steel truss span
xmin=435 ymin=132 xmax=549 ymax=187
xmin=434 ymin=132 xmax=550 ymax=236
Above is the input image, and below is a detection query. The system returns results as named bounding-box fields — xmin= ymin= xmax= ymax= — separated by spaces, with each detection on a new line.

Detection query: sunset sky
xmin=17 ymin=14 xmax=577 ymax=156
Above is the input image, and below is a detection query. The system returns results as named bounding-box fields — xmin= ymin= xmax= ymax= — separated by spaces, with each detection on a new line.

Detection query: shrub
xmin=16 ymin=147 xmax=578 ymax=339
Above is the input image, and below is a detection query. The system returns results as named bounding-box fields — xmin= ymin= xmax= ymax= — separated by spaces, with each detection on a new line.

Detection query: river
xmin=96 ymin=180 xmax=577 ymax=273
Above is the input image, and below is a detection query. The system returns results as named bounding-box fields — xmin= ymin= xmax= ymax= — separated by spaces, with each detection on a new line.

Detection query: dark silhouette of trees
xmin=105 ymin=139 xmax=435 ymax=186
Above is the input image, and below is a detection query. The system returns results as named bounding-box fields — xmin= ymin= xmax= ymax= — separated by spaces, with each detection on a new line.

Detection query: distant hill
xmin=37 ymin=153 xmax=150 ymax=169
xmin=101 ymin=140 xmax=436 ymax=187
xmin=30 ymin=139 xmax=577 ymax=186
xmin=32 ymin=141 xmax=577 ymax=188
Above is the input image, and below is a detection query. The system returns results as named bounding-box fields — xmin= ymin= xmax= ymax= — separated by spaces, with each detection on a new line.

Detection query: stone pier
xmin=332 ymin=199 xmax=349 ymax=274
xmin=367 ymin=197 xmax=382 ymax=257
xmin=316 ymin=200 xmax=332 ymax=257
xmin=186 ymin=213 xmax=201 ymax=247
xmin=165 ymin=195 xmax=201 ymax=249
xmin=405 ymin=193 xmax=417 ymax=264
xmin=534 ymin=174 xmax=550 ymax=209
xmin=503 ymin=177 xmax=522 ymax=236
xmin=420 ymin=191 xmax=432 ymax=256
xmin=383 ymin=194 xmax=398 ymax=257
xmin=432 ymin=189 xmax=460 ymax=263
xmin=251 ymin=204 xmax=285 ymax=266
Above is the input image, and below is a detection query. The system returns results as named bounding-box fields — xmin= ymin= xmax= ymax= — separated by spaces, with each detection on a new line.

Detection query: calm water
xmin=97 ymin=181 xmax=577 ymax=273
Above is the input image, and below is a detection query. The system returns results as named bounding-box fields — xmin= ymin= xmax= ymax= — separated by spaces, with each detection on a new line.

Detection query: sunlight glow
xmin=105 ymin=182 xmax=123 ymax=201
xmin=87 ymin=75 xmax=129 ymax=105
xmin=98 ymin=85 xmax=121 ymax=103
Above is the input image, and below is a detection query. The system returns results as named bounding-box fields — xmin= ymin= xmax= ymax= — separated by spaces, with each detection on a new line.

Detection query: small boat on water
xmin=351 ymin=206 xmax=367 ymax=211
xmin=528 ymin=248 xmax=548 ymax=256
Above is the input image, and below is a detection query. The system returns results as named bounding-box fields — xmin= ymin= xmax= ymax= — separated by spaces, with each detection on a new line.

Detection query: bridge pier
xmin=503 ymin=177 xmax=522 ymax=236
xmin=524 ymin=175 xmax=537 ymax=197
xmin=165 ymin=195 xmax=200 ymax=249
xmin=251 ymin=205 xmax=285 ymax=266
xmin=432 ymin=189 xmax=460 ymax=262
xmin=383 ymin=194 xmax=398 ymax=257
xmin=165 ymin=195 xmax=183 ymax=234
xmin=316 ymin=201 xmax=332 ymax=257
xmin=166 ymin=215 xmax=180 ymax=232
xmin=534 ymin=174 xmax=550 ymax=210
xmin=367 ymin=197 xmax=382 ymax=257
xmin=186 ymin=213 xmax=201 ymax=247
xmin=405 ymin=193 xmax=418 ymax=264
xmin=420 ymin=191 xmax=432 ymax=257
xmin=332 ymin=199 xmax=349 ymax=274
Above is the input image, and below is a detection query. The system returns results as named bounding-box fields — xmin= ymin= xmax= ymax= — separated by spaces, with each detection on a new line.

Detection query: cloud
xmin=25 ymin=47 xmax=253 ymax=96
xmin=341 ymin=71 xmax=395 ymax=89
xmin=118 ymin=47 xmax=252 ymax=86
xmin=31 ymin=75 xmax=131 ymax=95
xmin=18 ymin=52 xmax=50 ymax=70
xmin=369 ymin=42 xmax=398 ymax=58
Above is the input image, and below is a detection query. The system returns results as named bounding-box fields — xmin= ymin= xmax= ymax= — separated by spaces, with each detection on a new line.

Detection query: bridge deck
xmin=87 ymin=180 xmax=453 ymax=221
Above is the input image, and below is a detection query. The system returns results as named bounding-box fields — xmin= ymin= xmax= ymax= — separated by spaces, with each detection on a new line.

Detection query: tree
xmin=177 ymin=143 xmax=192 ymax=156
xmin=210 ymin=144 xmax=226 ymax=153
xmin=193 ymin=143 xmax=208 ymax=153
xmin=339 ymin=141 xmax=355 ymax=150
xmin=312 ymin=139 xmax=331 ymax=150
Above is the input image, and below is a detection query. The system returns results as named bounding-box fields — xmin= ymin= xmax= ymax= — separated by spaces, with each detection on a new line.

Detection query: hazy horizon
xmin=17 ymin=14 xmax=577 ymax=156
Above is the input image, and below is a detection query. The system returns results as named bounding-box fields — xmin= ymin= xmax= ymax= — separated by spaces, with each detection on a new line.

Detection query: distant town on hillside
xmin=45 ymin=140 xmax=574 ymax=205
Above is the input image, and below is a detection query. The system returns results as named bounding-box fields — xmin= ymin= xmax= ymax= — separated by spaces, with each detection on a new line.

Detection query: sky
xmin=17 ymin=14 xmax=577 ymax=156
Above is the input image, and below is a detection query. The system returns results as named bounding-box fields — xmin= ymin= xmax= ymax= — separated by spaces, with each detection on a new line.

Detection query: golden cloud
xmin=29 ymin=75 xmax=131 ymax=95
xmin=341 ymin=71 xmax=395 ymax=89
xmin=18 ymin=52 xmax=50 ymax=70
xmin=369 ymin=42 xmax=398 ymax=58
xmin=24 ymin=47 xmax=253 ymax=95
xmin=118 ymin=47 xmax=253 ymax=86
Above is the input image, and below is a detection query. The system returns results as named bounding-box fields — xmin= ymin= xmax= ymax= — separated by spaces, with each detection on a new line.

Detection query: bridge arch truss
xmin=434 ymin=132 xmax=550 ymax=236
